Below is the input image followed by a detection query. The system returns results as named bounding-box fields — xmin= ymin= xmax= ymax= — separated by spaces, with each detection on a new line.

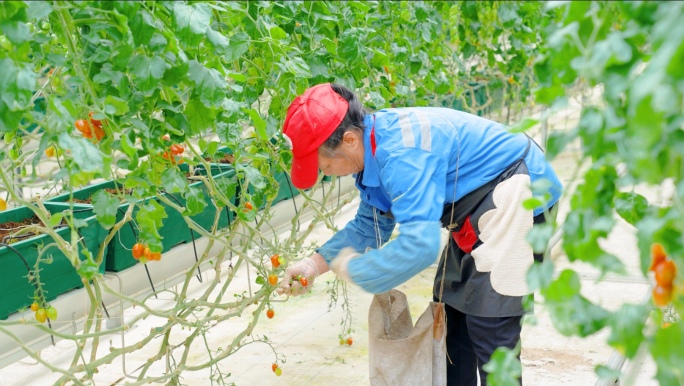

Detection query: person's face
xmin=317 ymin=131 xmax=364 ymax=177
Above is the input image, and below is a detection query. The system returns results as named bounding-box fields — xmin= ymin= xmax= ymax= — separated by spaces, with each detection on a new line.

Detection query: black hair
xmin=320 ymin=84 xmax=366 ymax=157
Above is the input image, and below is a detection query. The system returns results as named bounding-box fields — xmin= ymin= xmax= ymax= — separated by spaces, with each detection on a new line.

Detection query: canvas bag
xmin=368 ymin=289 xmax=447 ymax=386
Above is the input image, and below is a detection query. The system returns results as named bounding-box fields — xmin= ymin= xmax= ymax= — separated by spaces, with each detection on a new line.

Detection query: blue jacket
xmin=317 ymin=107 xmax=562 ymax=294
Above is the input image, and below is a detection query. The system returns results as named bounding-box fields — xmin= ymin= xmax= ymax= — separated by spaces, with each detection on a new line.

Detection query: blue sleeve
xmin=347 ymin=148 xmax=447 ymax=294
xmin=317 ymin=199 xmax=396 ymax=264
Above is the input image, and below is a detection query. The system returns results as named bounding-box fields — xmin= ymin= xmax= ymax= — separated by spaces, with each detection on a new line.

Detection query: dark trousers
xmin=444 ymin=302 xmax=522 ymax=386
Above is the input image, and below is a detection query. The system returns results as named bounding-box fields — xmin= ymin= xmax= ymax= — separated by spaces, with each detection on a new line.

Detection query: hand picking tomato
xmin=35 ymin=308 xmax=47 ymax=323
xmin=270 ymin=254 xmax=280 ymax=268
xmin=268 ymin=274 xmax=278 ymax=286
xmin=132 ymin=243 xmax=144 ymax=259
xmin=655 ymin=260 xmax=676 ymax=287
xmin=650 ymin=243 xmax=667 ymax=272
xmin=266 ymin=309 xmax=274 ymax=319
xmin=299 ymin=276 xmax=308 ymax=287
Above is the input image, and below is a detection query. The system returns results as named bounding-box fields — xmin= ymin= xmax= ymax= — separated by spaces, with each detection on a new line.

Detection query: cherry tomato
xmin=339 ymin=338 xmax=345 ymax=345
xmin=0 ymin=198 xmax=7 ymax=211
xmin=347 ymin=337 xmax=353 ymax=346
xmin=268 ymin=274 xmax=278 ymax=286
xmin=274 ymin=367 xmax=282 ymax=376
xmin=300 ymin=277 xmax=308 ymax=287
xmin=270 ymin=254 xmax=280 ymax=268
xmin=650 ymin=243 xmax=667 ymax=272
xmin=244 ymin=202 xmax=253 ymax=211
xmin=151 ymin=251 xmax=162 ymax=261
xmin=655 ymin=260 xmax=676 ymax=287
xmin=266 ymin=309 xmax=274 ymax=319
xmin=143 ymin=247 xmax=151 ymax=259
xmin=132 ymin=243 xmax=144 ymax=259
xmin=46 ymin=306 xmax=58 ymax=320
xmin=92 ymin=124 xmax=105 ymax=141
xmin=272 ymin=363 xmax=278 ymax=372
xmin=75 ymin=119 xmax=92 ymax=138
xmin=35 ymin=308 xmax=47 ymax=323
xmin=45 ymin=147 xmax=55 ymax=157
xmin=653 ymin=284 xmax=673 ymax=307
xmin=170 ymin=144 xmax=184 ymax=155
xmin=30 ymin=302 xmax=39 ymax=312
xmin=162 ymin=134 xmax=170 ymax=141
xmin=88 ymin=112 xmax=102 ymax=127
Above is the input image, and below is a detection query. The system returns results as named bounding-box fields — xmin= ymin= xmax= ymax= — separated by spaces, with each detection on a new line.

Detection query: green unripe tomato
xmin=9 ymin=148 xmax=19 ymax=161
xmin=41 ymin=21 xmax=51 ymax=31
xmin=0 ymin=36 xmax=12 ymax=51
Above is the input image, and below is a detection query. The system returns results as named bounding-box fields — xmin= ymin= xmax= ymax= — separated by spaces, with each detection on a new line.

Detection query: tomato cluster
xmin=160 ymin=135 xmax=185 ymax=164
xmin=74 ymin=112 xmax=106 ymax=141
xmin=271 ymin=363 xmax=282 ymax=376
xmin=339 ymin=336 xmax=353 ymax=346
xmin=649 ymin=243 xmax=678 ymax=307
xmin=30 ymin=301 xmax=57 ymax=323
xmin=132 ymin=242 xmax=162 ymax=264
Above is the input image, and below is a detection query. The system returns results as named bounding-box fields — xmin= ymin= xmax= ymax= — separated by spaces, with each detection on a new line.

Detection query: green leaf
xmin=526 ymin=222 xmax=554 ymax=254
xmin=595 ymin=365 xmax=622 ymax=380
xmin=161 ymin=168 xmax=188 ymax=194
xmin=270 ymin=26 xmax=287 ymax=40
xmin=224 ymin=32 xmax=250 ymax=62
xmin=92 ymin=190 xmax=119 ymax=229
xmin=172 ymin=2 xmax=212 ymax=46
xmin=104 ymin=95 xmax=129 ymax=116
xmin=57 ymin=133 xmax=104 ymax=173
xmin=240 ymin=165 xmax=266 ymax=189
xmin=483 ymin=343 xmax=522 ymax=386
xmin=136 ymin=200 xmax=168 ymax=252
xmin=0 ymin=20 xmax=30 ymax=45
xmin=206 ymin=27 xmax=229 ymax=54
xmin=185 ymin=98 xmax=215 ymax=134
xmin=184 ymin=186 xmax=207 ymax=216
xmin=650 ymin=320 xmax=684 ymax=385
xmin=527 ymin=258 xmax=554 ymax=292
xmin=509 ymin=118 xmax=539 ymax=134
xmin=607 ymin=303 xmax=648 ymax=359
xmin=48 ymin=212 xmax=64 ymax=228
xmin=0 ymin=58 xmax=37 ymax=112
xmin=77 ymin=254 xmax=100 ymax=281
xmin=614 ymin=192 xmax=648 ymax=226
xmin=187 ymin=60 xmax=227 ymax=107
xmin=242 ymin=108 xmax=267 ymax=140
xmin=25 ymin=1 xmax=52 ymax=19
xmin=128 ymin=55 xmax=169 ymax=94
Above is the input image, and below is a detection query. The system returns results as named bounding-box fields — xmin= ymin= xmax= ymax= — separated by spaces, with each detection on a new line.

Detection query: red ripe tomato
xmin=268 ymin=274 xmax=278 ymax=286
xmin=347 ymin=337 xmax=353 ymax=346
xmin=266 ymin=309 xmax=274 ymax=319
xmin=655 ymin=260 xmax=677 ymax=287
xmin=653 ymin=285 xmax=673 ymax=307
xmin=88 ymin=112 xmax=102 ymax=127
xmin=300 ymin=276 xmax=308 ymax=287
xmin=35 ymin=308 xmax=47 ymax=323
xmin=132 ymin=243 xmax=144 ymax=259
xmin=650 ymin=243 xmax=667 ymax=272
xmin=170 ymin=144 xmax=184 ymax=155
xmin=272 ymin=363 xmax=278 ymax=372
xmin=270 ymin=254 xmax=280 ymax=268
xmin=75 ymin=119 xmax=92 ymax=138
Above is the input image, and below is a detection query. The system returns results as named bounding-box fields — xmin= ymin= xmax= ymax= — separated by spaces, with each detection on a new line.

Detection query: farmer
xmin=277 ymin=83 xmax=562 ymax=385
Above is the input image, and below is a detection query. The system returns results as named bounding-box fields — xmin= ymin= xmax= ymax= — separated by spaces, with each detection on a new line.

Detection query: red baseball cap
xmin=282 ymin=83 xmax=349 ymax=189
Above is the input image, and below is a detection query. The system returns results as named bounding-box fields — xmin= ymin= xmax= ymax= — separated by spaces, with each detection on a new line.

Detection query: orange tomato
xmin=650 ymin=243 xmax=667 ymax=272
xmin=268 ymin=274 xmax=278 ymax=286
xmin=45 ymin=147 xmax=55 ymax=157
xmin=75 ymin=119 xmax=92 ymax=138
xmin=655 ymin=260 xmax=676 ymax=286
xmin=170 ymin=144 xmax=184 ymax=155
xmin=266 ymin=309 xmax=274 ymax=319
xmin=270 ymin=254 xmax=280 ymax=268
xmin=132 ymin=243 xmax=144 ymax=259
xmin=0 ymin=198 xmax=6 ymax=211
xmin=30 ymin=302 xmax=39 ymax=312
xmin=653 ymin=284 xmax=673 ymax=307
xmin=88 ymin=112 xmax=103 ymax=127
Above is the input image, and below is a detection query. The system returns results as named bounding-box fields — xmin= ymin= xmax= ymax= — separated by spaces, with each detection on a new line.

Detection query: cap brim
xmin=290 ymin=150 xmax=319 ymax=190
